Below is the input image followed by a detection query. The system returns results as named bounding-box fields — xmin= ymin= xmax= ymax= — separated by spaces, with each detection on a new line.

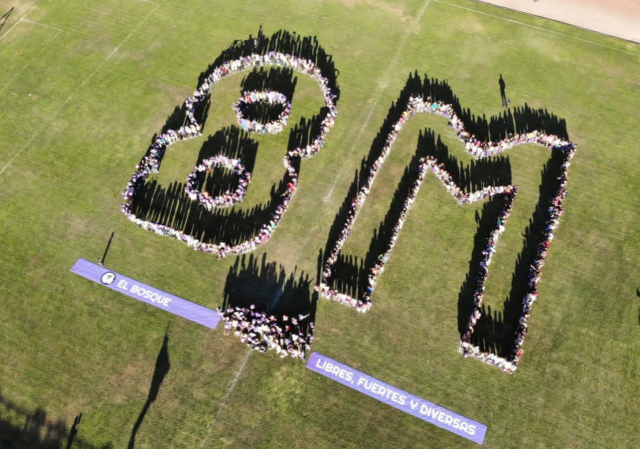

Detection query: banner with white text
xmin=306 ymin=352 xmax=487 ymax=444
xmin=71 ymin=258 xmax=220 ymax=329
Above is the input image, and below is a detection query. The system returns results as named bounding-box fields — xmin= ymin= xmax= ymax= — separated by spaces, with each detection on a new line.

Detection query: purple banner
xmin=307 ymin=352 xmax=487 ymax=444
xmin=71 ymin=258 xmax=220 ymax=330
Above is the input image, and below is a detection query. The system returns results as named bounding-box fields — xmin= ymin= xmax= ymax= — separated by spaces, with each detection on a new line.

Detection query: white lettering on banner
xmin=416 ymin=403 xmax=477 ymax=433
xmin=445 ymin=415 xmax=453 ymax=425
xmin=316 ymin=358 xmax=354 ymax=383
xmin=306 ymin=353 xmax=487 ymax=443
xmin=326 ymin=363 xmax=474 ymax=434
xmin=421 ymin=404 xmax=433 ymax=417
xmin=71 ymin=258 xmax=221 ymax=331
xmin=354 ymin=377 xmax=407 ymax=405
xmin=130 ymin=284 xmax=172 ymax=307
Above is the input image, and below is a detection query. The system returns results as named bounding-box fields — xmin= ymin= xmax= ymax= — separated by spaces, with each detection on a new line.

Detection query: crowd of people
xmin=120 ymin=52 xmax=578 ymax=369
xmin=218 ymin=305 xmax=314 ymax=360
xmin=457 ymin=188 xmax=518 ymax=373
xmin=233 ymin=90 xmax=292 ymax=135
xmin=316 ymin=94 xmax=576 ymax=372
xmin=184 ymin=155 xmax=251 ymax=210
xmin=121 ymin=52 xmax=338 ymax=258
xmin=413 ymin=96 xmax=574 ymax=157
xmin=460 ymin=146 xmax=574 ymax=373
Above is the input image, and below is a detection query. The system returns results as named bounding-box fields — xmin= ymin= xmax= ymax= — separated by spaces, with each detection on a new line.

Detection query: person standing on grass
xmin=499 ymin=74 xmax=507 ymax=107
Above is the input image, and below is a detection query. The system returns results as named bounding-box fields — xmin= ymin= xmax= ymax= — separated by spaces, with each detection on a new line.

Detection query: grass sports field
xmin=1 ymin=0 xmax=639 ymax=447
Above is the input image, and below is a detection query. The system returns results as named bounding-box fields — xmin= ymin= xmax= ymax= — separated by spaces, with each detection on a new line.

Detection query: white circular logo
xmin=101 ymin=272 xmax=116 ymax=285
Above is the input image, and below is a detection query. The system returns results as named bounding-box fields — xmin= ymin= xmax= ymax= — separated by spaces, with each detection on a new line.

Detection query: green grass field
xmin=0 ymin=0 xmax=639 ymax=447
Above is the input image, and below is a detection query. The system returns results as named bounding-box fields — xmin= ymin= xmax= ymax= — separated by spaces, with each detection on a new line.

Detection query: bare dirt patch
xmin=475 ymin=0 xmax=640 ymax=43
xmin=64 ymin=215 xmax=88 ymax=239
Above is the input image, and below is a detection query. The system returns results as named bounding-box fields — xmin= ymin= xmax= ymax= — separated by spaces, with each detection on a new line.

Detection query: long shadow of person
xmin=65 ymin=413 xmax=82 ymax=449
xmin=637 ymin=289 xmax=640 ymax=326
xmin=499 ymin=74 xmax=507 ymax=107
xmin=128 ymin=332 xmax=171 ymax=449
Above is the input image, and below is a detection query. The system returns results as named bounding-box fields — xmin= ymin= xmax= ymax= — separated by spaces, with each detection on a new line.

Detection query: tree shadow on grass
xmin=65 ymin=413 xmax=82 ymax=449
xmin=0 ymin=390 xmax=106 ymax=449
xmin=637 ymin=289 xmax=640 ymax=327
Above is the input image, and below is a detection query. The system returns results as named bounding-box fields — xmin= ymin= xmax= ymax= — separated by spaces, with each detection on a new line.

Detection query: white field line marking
xmin=0 ymin=10 xmax=29 ymax=43
xmin=1 ymin=25 xmax=63 ymax=93
xmin=323 ymin=0 xmax=432 ymax=202
xmin=0 ymin=94 xmax=74 ymax=175
xmin=0 ymin=4 xmax=160 ymax=177
xmin=200 ymin=130 xmax=330 ymax=438
xmin=199 ymin=225 xmax=309 ymax=444
xmin=0 ymin=17 xmax=23 ymax=42
xmin=199 ymin=222 xmax=309 ymax=442
xmin=435 ymin=0 xmax=639 ymax=57
xmin=270 ymin=288 xmax=284 ymax=312
xmin=193 ymin=1 xmax=439 ymax=421
xmin=84 ymin=3 xmax=160 ymax=86
xmin=0 ymin=4 xmax=39 ymax=42
xmin=198 ymin=349 xmax=251 ymax=448
xmin=417 ymin=0 xmax=433 ymax=19
xmin=0 ymin=63 xmax=29 ymax=93
xmin=21 ymin=18 xmax=63 ymax=32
